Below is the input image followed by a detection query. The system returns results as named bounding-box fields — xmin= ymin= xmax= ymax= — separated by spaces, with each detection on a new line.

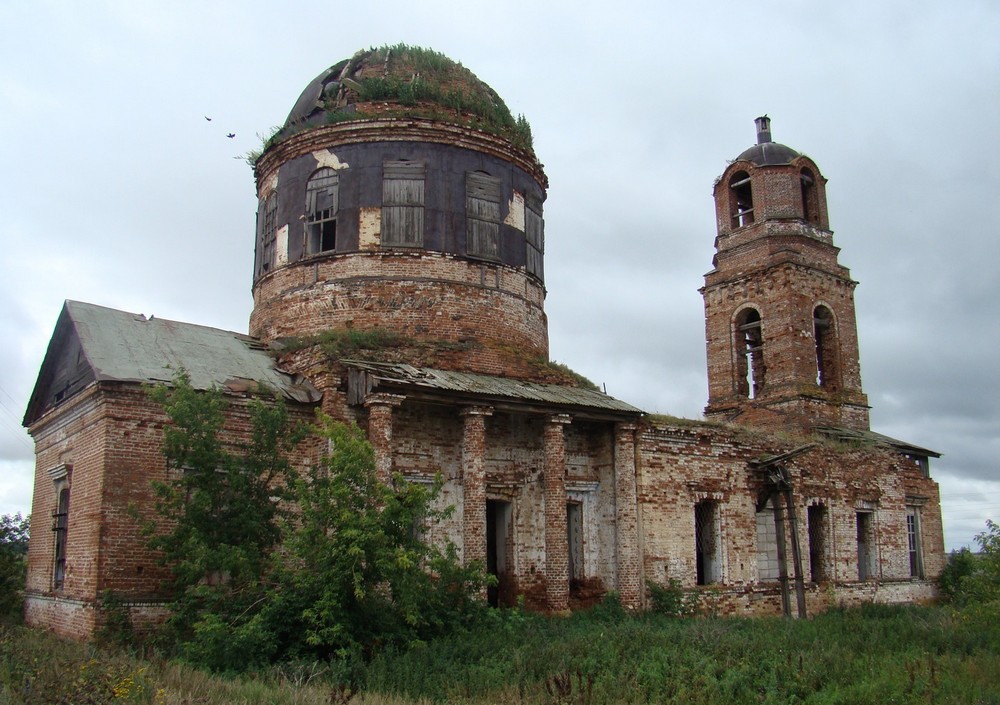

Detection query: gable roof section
xmin=344 ymin=360 xmax=643 ymax=419
xmin=24 ymin=301 xmax=320 ymax=426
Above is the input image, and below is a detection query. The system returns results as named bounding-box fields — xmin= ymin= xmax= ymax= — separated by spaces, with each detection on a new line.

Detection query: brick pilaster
xmin=614 ymin=422 xmax=642 ymax=609
xmin=461 ymin=406 xmax=493 ymax=569
xmin=364 ymin=393 xmax=405 ymax=484
xmin=544 ymin=413 xmax=571 ymax=611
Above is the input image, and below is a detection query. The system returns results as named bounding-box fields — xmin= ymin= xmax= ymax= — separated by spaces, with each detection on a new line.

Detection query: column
xmin=364 ymin=393 xmax=405 ymax=485
xmin=544 ymin=413 xmax=572 ymax=612
xmin=461 ymin=406 xmax=493 ymax=569
xmin=614 ymin=422 xmax=642 ymax=610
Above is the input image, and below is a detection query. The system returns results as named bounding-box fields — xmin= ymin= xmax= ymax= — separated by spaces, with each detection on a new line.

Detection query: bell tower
xmin=702 ymin=117 xmax=870 ymax=432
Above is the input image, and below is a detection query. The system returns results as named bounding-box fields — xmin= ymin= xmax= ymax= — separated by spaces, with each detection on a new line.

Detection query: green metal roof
xmin=25 ymin=301 xmax=320 ymax=425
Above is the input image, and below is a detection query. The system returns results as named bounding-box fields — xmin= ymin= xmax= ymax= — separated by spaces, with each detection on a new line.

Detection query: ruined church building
xmin=23 ymin=47 xmax=943 ymax=638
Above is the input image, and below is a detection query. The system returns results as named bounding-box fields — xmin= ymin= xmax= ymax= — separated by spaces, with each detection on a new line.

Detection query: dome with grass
xmin=279 ymin=44 xmax=533 ymax=153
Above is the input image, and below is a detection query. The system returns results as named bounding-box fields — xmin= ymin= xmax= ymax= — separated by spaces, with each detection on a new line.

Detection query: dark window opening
xmin=487 ymin=500 xmax=513 ymax=607
xmin=736 ymin=308 xmax=764 ymax=398
xmin=466 ymin=171 xmax=501 ymax=259
xmin=525 ymin=194 xmax=544 ymax=279
xmin=807 ymin=504 xmax=828 ymax=583
xmin=382 ymin=160 xmax=425 ymax=247
xmin=695 ymin=500 xmax=720 ymax=585
xmin=907 ymin=506 xmax=924 ymax=578
xmin=729 ymin=171 xmax=754 ymax=228
xmin=856 ymin=511 xmax=876 ymax=581
xmin=306 ymin=168 xmax=339 ymax=254
xmin=800 ymin=168 xmax=820 ymax=225
xmin=813 ymin=305 xmax=839 ymax=390
xmin=52 ymin=486 xmax=70 ymax=590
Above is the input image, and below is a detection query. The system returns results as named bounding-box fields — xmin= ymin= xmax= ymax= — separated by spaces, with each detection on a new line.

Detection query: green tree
xmin=149 ymin=375 xmax=488 ymax=673
xmin=251 ymin=415 xmax=489 ymax=667
xmin=0 ymin=513 xmax=29 ymax=618
xmin=939 ymin=519 xmax=1000 ymax=606
xmin=147 ymin=372 xmax=301 ymax=668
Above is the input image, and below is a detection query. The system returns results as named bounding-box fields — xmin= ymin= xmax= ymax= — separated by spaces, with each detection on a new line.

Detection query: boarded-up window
xmin=525 ymin=194 xmax=544 ymax=279
xmin=306 ymin=168 xmax=339 ymax=254
xmin=382 ymin=161 xmax=424 ymax=247
xmin=259 ymin=193 xmax=278 ymax=275
xmin=466 ymin=171 xmax=501 ymax=259
xmin=756 ymin=507 xmax=780 ymax=581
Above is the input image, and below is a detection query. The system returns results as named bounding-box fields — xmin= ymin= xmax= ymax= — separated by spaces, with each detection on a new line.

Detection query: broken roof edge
xmin=343 ymin=360 xmax=644 ymax=417
xmin=814 ymin=425 xmax=941 ymax=458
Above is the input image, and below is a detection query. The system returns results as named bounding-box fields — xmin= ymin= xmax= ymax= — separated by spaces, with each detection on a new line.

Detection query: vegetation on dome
xmin=255 ymin=44 xmax=534 ymax=162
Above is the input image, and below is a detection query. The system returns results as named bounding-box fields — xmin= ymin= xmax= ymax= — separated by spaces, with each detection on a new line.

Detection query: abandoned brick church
xmin=22 ymin=47 xmax=944 ymax=638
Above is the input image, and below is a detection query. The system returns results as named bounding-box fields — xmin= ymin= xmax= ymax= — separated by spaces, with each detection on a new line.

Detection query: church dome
xmin=279 ymin=44 xmax=533 ymax=153
xmin=734 ymin=116 xmax=800 ymax=165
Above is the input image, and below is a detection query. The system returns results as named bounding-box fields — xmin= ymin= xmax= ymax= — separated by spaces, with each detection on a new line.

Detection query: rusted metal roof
xmin=814 ymin=425 xmax=941 ymax=458
xmin=343 ymin=360 xmax=643 ymax=417
xmin=25 ymin=301 xmax=320 ymax=424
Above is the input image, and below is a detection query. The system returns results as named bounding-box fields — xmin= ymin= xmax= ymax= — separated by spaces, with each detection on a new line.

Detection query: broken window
xmin=813 ymin=305 xmax=839 ymax=390
xmin=52 ymin=485 xmax=70 ymax=590
xmin=856 ymin=511 xmax=876 ymax=580
xmin=807 ymin=504 xmax=828 ymax=583
xmin=466 ymin=171 xmax=501 ymax=260
xmin=729 ymin=170 xmax=754 ymax=228
xmin=755 ymin=506 xmax=780 ymax=581
xmin=735 ymin=308 xmax=765 ymax=398
xmin=906 ymin=505 xmax=924 ymax=578
xmin=258 ymin=193 xmax=278 ymax=275
xmin=306 ymin=168 xmax=339 ymax=254
xmin=695 ymin=500 xmax=720 ymax=585
xmin=382 ymin=160 xmax=424 ymax=247
xmin=800 ymin=168 xmax=820 ymax=225
xmin=525 ymin=193 xmax=544 ymax=279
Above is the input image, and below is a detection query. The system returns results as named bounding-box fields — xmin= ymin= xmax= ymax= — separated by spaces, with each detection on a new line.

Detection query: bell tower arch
xmin=702 ymin=117 xmax=870 ymax=432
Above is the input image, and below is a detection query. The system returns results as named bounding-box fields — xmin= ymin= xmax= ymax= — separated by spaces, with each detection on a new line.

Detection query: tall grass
xmin=2 ymin=601 xmax=998 ymax=703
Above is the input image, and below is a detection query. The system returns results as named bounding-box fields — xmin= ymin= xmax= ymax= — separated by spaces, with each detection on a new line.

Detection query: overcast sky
xmin=1 ymin=0 xmax=997 ymax=551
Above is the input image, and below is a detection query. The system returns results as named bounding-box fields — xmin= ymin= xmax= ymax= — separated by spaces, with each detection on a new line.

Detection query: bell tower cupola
xmin=701 ymin=117 xmax=870 ymax=432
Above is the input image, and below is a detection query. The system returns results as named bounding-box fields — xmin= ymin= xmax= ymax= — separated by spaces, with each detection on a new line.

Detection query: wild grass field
xmin=2 ymin=599 xmax=998 ymax=705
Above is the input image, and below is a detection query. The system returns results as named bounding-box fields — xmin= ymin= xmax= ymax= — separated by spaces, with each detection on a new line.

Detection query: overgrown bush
xmin=148 ymin=374 xmax=488 ymax=674
xmin=647 ymin=578 xmax=696 ymax=617
xmin=938 ymin=520 xmax=1000 ymax=606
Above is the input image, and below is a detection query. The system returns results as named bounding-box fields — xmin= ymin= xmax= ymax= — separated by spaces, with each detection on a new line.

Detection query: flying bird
xmin=204 ymin=116 xmax=212 ymax=121
xmin=227 ymin=133 xmax=235 ymax=139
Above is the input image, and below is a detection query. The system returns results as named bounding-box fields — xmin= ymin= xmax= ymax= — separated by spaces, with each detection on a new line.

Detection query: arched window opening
xmin=736 ymin=308 xmax=764 ymax=398
xmin=813 ymin=305 xmax=839 ymax=390
xmin=53 ymin=484 xmax=70 ymax=589
xmin=729 ymin=171 xmax=754 ymax=228
xmin=306 ymin=168 xmax=339 ymax=254
xmin=800 ymin=168 xmax=820 ymax=225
